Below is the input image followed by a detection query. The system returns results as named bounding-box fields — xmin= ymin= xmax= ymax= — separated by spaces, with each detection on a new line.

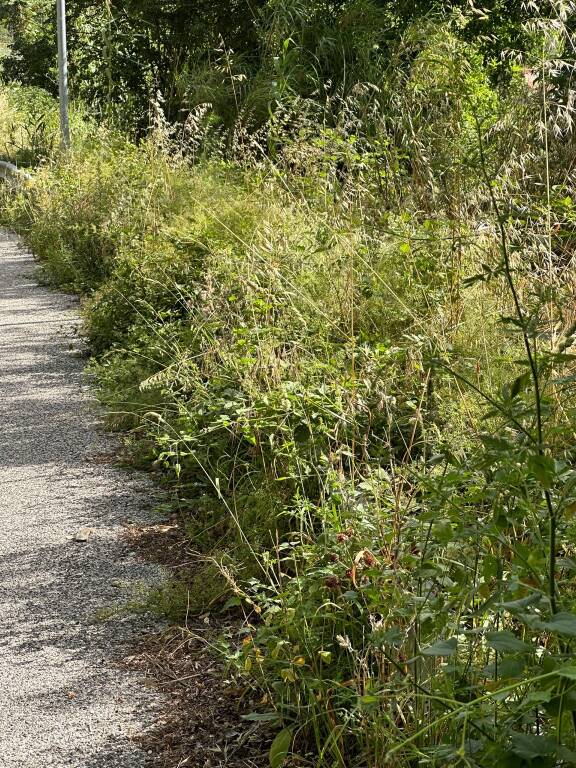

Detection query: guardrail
xmin=0 ymin=161 xmax=32 ymax=182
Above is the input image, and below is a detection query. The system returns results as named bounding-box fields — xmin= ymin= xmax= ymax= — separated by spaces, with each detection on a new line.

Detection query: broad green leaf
xmin=432 ymin=520 xmax=453 ymax=543
xmin=479 ymin=434 xmax=513 ymax=452
xmin=557 ymin=665 xmax=576 ymax=680
xmin=557 ymin=745 xmax=576 ymax=764
xmin=524 ymin=690 xmax=553 ymax=705
xmin=497 ymin=593 xmax=542 ymax=612
xmin=482 ymin=554 xmax=499 ymax=580
xmin=421 ymin=637 xmax=457 ymax=656
xmin=510 ymin=372 xmax=529 ymax=398
xmin=544 ymin=692 xmax=576 ymax=715
xmin=485 ymin=630 xmax=532 ymax=654
xmin=222 ymin=596 xmax=242 ymax=611
xmin=541 ymin=613 xmax=576 ymax=637
xmin=359 ymin=694 xmax=379 ymax=707
xmin=269 ymin=727 xmax=293 ymax=768
xmin=484 ymin=658 xmax=524 ymax=680
xmin=527 ymin=454 xmax=556 ymax=489
xmin=377 ymin=627 xmax=403 ymax=646
xmin=510 ymin=732 xmax=556 ymax=760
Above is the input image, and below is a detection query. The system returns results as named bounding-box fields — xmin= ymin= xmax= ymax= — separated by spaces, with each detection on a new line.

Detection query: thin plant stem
xmin=474 ymin=113 xmax=558 ymax=614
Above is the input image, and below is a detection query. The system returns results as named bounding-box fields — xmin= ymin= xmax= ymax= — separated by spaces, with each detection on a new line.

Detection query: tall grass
xmin=3 ymin=9 xmax=576 ymax=766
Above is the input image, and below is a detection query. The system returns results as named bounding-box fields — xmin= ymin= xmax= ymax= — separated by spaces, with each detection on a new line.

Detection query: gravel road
xmin=0 ymin=233 xmax=165 ymax=766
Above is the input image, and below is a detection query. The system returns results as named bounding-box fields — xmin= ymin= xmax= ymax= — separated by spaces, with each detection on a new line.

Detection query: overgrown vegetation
xmin=3 ymin=1 xmax=576 ymax=766
xmin=1 ymin=0 xmax=531 ymax=131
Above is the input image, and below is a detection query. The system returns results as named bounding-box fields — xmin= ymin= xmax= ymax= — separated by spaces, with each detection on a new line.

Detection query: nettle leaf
xmin=463 ymin=271 xmax=488 ymax=287
xmin=358 ymin=694 xmax=380 ymax=708
xmin=485 ymin=630 xmax=532 ymax=654
xmin=497 ymin=593 xmax=543 ymax=612
xmin=510 ymin=732 xmax=556 ymax=760
xmin=483 ymin=554 xmax=499 ymax=580
xmin=547 ymin=352 xmax=576 ymax=363
xmin=484 ymin=658 xmax=525 ymax=680
xmin=269 ymin=727 xmax=293 ymax=768
xmin=432 ymin=519 xmax=453 ymax=543
xmin=421 ymin=637 xmax=458 ymax=656
xmin=374 ymin=626 xmax=404 ymax=646
xmin=554 ymin=373 xmax=576 ymax=385
xmin=479 ymin=433 xmax=514 ymax=453
xmin=557 ymin=665 xmax=576 ymax=680
xmin=500 ymin=315 xmax=526 ymax=330
xmin=540 ymin=613 xmax=576 ymax=637
xmin=524 ymin=690 xmax=553 ymax=705
xmin=527 ymin=454 xmax=557 ymax=488
xmin=557 ymin=745 xmax=576 ymax=764
xmin=544 ymin=691 xmax=576 ymax=715
xmin=510 ymin=372 xmax=530 ymax=398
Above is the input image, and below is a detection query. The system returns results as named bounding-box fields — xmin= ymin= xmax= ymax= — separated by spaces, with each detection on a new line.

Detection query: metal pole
xmin=56 ymin=0 xmax=71 ymax=148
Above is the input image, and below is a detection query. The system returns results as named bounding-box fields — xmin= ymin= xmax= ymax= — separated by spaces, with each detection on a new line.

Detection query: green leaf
xmin=482 ymin=554 xmax=499 ymax=580
xmin=510 ymin=373 xmax=530 ymax=398
xmin=432 ymin=519 xmax=453 ymax=543
xmin=524 ymin=690 xmax=553 ymax=705
xmin=541 ymin=613 xmax=576 ymax=637
xmin=557 ymin=665 xmax=576 ymax=680
xmin=497 ymin=593 xmax=543 ymax=612
xmin=484 ymin=658 xmax=524 ymax=680
xmin=485 ymin=630 xmax=532 ymax=654
xmin=480 ymin=434 xmax=513 ymax=453
xmin=462 ymin=271 xmax=488 ymax=287
xmin=544 ymin=692 xmax=576 ymax=715
xmin=222 ymin=596 xmax=242 ymax=611
xmin=558 ymin=745 xmax=576 ymax=764
xmin=377 ymin=627 xmax=404 ymax=646
xmin=527 ymin=454 xmax=556 ymax=489
xmin=269 ymin=727 xmax=293 ymax=768
xmin=500 ymin=315 xmax=526 ymax=329
xmin=358 ymin=694 xmax=379 ymax=707
xmin=510 ymin=732 xmax=556 ymax=760
xmin=421 ymin=637 xmax=458 ymax=656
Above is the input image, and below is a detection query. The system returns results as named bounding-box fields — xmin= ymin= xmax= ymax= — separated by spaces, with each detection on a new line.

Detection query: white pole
xmin=56 ymin=0 xmax=71 ymax=148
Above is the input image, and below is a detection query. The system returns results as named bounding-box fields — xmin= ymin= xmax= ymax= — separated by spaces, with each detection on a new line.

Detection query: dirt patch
xmin=123 ymin=520 xmax=272 ymax=768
